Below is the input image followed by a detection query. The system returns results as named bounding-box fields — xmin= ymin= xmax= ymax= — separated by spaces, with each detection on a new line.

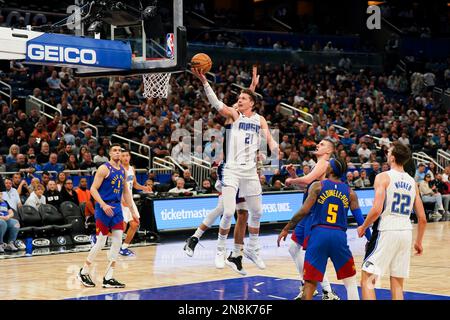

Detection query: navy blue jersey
xmin=98 ymin=162 xmax=125 ymax=203
xmin=311 ymin=180 xmax=351 ymax=231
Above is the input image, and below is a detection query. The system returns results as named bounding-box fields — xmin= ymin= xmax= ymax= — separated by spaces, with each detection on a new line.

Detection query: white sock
xmin=343 ymin=275 xmax=359 ymax=300
xmin=121 ymin=243 xmax=129 ymax=250
xmin=193 ymin=228 xmax=204 ymax=239
xmin=321 ymin=272 xmax=333 ymax=293
xmin=248 ymin=233 xmax=259 ymax=250
xmin=105 ymin=261 xmax=114 ymax=280
xmin=232 ymin=244 xmax=244 ymax=257
xmin=217 ymin=233 xmax=227 ymax=250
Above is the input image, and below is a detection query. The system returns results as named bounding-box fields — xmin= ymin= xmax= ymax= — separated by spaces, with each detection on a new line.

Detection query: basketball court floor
xmin=1 ymin=222 xmax=449 ymax=300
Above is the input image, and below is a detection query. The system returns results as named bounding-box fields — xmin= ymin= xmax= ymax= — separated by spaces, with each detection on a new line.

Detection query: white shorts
xmin=218 ymin=167 xmax=261 ymax=198
xmin=122 ymin=201 xmax=140 ymax=224
xmin=213 ymin=187 xmax=248 ymax=211
xmin=362 ymin=230 xmax=412 ymax=279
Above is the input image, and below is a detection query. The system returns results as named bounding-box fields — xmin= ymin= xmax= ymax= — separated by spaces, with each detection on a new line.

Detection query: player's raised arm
xmin=277 ymin=181 xmax=321 ymax=246
xmin=349 ymin=189 xmax=372 ymax=241
xmin=357 ymin=173 xmax=388 ymax=238
xmin=90 ymin=165 xmax=113 ymax=217
xmin=285 ymin=158 xmax=328 ymax=187
xmin=412 ymin=184 xmax=427 ymax=255
xmin=249 ymin=65 xmax=260 ymax=92
xmin=191 ymin=68 xmax=239 ymax=121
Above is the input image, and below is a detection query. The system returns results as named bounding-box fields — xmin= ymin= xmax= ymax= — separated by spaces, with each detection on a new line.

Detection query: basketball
xmin=191 ymin=53 xmax=212 ymax=73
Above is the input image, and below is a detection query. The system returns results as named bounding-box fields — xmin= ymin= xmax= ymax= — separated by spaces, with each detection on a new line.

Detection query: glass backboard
xmin=74 ymin=0 xmax=186 ymax=77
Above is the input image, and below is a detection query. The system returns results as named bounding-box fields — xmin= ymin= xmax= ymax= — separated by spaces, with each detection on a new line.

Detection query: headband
xmin=330 ymin=158 xmax=342 ymax=178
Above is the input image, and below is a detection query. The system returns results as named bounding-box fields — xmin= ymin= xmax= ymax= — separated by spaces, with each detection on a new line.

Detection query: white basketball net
xmin=142 ymin=72 xmax=172 ymax=99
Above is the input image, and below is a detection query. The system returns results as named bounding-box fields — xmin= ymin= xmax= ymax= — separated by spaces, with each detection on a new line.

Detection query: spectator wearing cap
xmin=419 ymin=174 xmax=444 ymax=218
xmin=2 ymin=178 xmax=22 ymax=211
xmin=24 ymin=183 xmax=46 ymax=210
xmin=414 ymin=163 xmax=426 ymax=183
xmin=42 ymin=153 xmax=65 ymax=173
xmin=60 ymin=179 xmax=79 ymax=205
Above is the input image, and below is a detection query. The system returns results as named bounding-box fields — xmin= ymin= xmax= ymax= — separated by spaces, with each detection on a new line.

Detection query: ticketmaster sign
xmin=152 ymin=189 xmax=374 ymax=231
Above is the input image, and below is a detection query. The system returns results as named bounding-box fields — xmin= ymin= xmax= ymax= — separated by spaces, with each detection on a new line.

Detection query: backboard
xmin=73 ymin=0 xmax=186 ymax=77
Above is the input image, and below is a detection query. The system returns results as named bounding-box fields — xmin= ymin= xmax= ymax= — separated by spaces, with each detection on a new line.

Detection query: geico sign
xmin=27 ymin=44 xmax=97 ymax=65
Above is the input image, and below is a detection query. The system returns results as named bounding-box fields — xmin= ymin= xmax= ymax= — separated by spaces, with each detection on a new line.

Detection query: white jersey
xmin=377 ymin=169 xmax=416 ymax=231
xmin=223 ymin=112 xmax=261 ymax=172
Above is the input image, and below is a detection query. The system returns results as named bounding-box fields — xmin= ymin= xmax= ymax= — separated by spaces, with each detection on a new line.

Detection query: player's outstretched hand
xmin=191 ymin=68 xmax=208 ymax=84
xmin=414 ymin=241 xmax=423 ymax=256
xmin=249 ymin=65 xmax=260 ymax=92
xmin=357 ymin=226 xmax=366 ymax=238
xmin=102 ymin=204 xmax=115 ymax=217
xmin=277 ymin=228 xmax=289 ymax=247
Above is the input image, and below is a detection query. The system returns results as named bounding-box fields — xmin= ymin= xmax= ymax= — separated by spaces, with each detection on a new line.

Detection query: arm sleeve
xmin=352 ymin=207 xmax=372 ymax=241
xmin=203 ymin=82 xmax=224 ymax=111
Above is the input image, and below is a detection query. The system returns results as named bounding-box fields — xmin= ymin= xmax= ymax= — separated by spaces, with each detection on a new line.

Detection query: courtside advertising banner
xmin=152 ymin=189 xmax=375 ymax=231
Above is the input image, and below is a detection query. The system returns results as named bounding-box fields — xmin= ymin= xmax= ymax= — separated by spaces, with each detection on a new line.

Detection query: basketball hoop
xmin=142 ymin=72 xmax=172 ymax=99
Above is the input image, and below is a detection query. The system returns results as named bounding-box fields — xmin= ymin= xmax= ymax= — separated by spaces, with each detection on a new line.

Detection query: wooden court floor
xmin=1 ymin=222 xmax=449 ymax=300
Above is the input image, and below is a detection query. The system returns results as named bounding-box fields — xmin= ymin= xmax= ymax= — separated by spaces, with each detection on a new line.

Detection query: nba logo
xmin=166 ymin=33 xmax=174 ymax=59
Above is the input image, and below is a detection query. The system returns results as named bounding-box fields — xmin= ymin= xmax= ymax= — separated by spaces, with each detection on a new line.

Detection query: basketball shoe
xmin=102 ymin=278 xmax=125 ymax=288
xmin=183 ymin=236 xmax=199 ymax=257
xmin=243 ymin=247 xmax=266 ymax=269
xmin=78 ymin=269 xmax=95 ymax=287
xmin=215 ymin=247 xmax=226 ymax=269
xmin=225 ymin=253 xmax=247 ymax=276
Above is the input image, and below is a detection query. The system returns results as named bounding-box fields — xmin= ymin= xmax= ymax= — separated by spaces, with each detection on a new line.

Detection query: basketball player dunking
xmin=77 ymin=144 xmax=138 ymax=288
xmin=357 ymin=142 xmax=427 ymax=300
xmin=192 ymin=66 xmax=279 ymax=275
xmin=119 ymin=149 xmax=153 ymax=257
xmin=279 ymin=158 xmax=364 ymax=300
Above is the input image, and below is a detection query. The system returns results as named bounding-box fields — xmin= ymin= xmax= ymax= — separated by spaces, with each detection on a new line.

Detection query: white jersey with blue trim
xmin=378 ymin=169 xmax=415 ymax=231
xmin=223 ymin=112 xmax=261 ymax=173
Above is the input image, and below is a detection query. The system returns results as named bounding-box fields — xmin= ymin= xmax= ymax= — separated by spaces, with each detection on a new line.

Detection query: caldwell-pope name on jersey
xmin=317 ymin=189 xmax=350 ymax=208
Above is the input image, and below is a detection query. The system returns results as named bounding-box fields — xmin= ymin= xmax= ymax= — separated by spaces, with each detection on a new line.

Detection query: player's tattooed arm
xmin=277 ymin=181 xmax=321 ymax=246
